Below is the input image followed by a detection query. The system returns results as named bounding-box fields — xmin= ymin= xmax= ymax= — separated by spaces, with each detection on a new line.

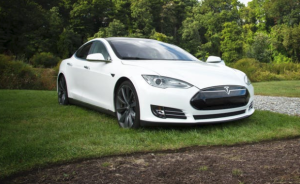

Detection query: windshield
xmin=107 ymin=38 xmax=198 ymax=61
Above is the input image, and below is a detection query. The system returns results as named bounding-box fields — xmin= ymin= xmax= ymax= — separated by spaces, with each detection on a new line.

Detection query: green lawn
xmin=1 ymin=82 xmax=300 ymax=179
xmin=253 ymin=80 xmax=300 ymax=97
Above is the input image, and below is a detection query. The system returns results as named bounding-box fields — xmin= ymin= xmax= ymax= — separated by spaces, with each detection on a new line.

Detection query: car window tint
xmin=75 ymin=42 xmax=93 ymax=59
xmin=90 ymin=41 xmax=111 ymax=61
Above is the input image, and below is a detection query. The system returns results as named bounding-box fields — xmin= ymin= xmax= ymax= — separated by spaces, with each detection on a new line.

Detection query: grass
xmin=0 ymin=88 xmax=300 ymax=179
xmin=232 ymin=168 xmax=243 ymax=177
xmin=253 ymin=80 xmax=300 ymax=97
xmin=199 ymin=166 xmax=208 ymax=171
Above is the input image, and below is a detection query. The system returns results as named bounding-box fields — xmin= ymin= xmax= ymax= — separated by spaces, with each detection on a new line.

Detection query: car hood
xmin=122 ymin=60 xmax=246 ymax=89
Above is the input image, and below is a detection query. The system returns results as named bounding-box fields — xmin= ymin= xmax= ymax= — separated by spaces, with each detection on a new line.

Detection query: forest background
xmin=0 ymin=0 xmax=300 ymax=90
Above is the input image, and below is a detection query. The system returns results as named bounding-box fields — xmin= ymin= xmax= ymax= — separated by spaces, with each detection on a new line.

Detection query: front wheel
xmin=115 ymin=81 xmax=140 ymax=128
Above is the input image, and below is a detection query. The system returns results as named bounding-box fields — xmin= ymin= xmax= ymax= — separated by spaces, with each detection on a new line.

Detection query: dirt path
xmin=3 ymin=137 xmax=300 ymax=184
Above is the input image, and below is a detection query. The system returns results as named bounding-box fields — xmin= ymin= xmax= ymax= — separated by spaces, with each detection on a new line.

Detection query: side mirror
xmin=86 ymin=53 xmax=105 ymax=61
xmin=206 ymin=56 xmax=225 ymax=65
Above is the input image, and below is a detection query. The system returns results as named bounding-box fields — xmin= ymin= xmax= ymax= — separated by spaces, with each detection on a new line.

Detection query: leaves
xmin=0 ymin=0 xmax=300 ymax=63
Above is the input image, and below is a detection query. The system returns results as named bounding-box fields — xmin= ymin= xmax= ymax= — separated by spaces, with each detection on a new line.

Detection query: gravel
xmin=254 ymin=95 xmax=300 ymax=116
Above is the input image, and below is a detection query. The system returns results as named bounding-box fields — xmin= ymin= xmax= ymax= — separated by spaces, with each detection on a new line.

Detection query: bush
xmin=0 ymin=54 xmax=38 ymax=89
xmin=231 ymin=58 xmax=260 ymax=81
xmin=53 ymin=60 xmax=62 ymax=76
xmin=0 ymin=54 xmax=57 ymax=90
xmin=31 ymin=52 xmax=60 ymax=68
xmin=232 ymin=58 xmax=300 ymax=82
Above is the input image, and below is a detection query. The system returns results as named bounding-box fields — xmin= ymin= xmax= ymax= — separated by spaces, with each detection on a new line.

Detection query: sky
xmin=239 ymin=0 xmax=252 ymax=6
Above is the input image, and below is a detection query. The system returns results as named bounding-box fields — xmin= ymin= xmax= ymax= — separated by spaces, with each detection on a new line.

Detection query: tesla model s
xmin=57 ymin=37 xmax=254 ymax=128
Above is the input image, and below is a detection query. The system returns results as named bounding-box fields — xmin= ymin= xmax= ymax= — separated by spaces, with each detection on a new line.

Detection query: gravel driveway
xmin=254 ymin=95 xmax=300 ymax=116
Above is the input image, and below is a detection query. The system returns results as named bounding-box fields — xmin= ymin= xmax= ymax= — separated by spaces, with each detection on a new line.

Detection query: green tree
xmin=181 ymin=0 xmax=244 ymax=58
xmin=0 ymin=0 xmax=47 ymax=58
xmin=70 ymin=0 xmax=114 ymax=42
xmin=57 ymin=28 xmax=81 ymax=58
xmin=265 ymin=0 xmax=300 ymax=26
xmin=90 ymin=19 xmax=127 ymax=39
xmin=131 ymin=0 xmax=153 ymax=35
xmin=247 ymin=32 xmax=272 ymax=63
xmin=221 ymin=22 xmax=243 ymax=62
xmin=270 ymin=24 xmax=300 ymax=62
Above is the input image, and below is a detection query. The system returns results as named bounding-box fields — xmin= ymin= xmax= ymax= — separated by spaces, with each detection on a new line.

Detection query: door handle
xmin=84 ymin=66 xmax=90 ymax=70
xmin=67 ymin=63 xmax=72 ymax=66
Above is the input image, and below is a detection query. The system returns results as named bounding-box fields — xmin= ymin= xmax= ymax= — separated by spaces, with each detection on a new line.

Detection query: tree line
xmin=1 ymin=0 xmax=300 ymax=63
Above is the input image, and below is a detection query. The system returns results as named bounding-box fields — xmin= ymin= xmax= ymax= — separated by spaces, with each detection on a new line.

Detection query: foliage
xmin=221 ymin=22 xmax=243 ymax=62
xmin=150 ymin=31 xmax=173 ymax=43
xmin=57 ymin=28 xmax=81 ymax=58
xmin=231 ymin=58 xmax=300 ymax=82
xmin=270 ymin=24 xmax=300 ymax=63
xmin=90 ymin=19 xmax=127 ymax=40
xmin=0 ymin=54 xmax=37 ymax=89
xmin=0 ymin=90 xmax=300 ymax=178
xmin=1 ymin=0 xmax=300 ymax=65
xmin=30 ymin=52 xmax=60 ymax=68
xmin=131 ymin=0 xmax=153 ymax=35
xmin=231 ymin=58 xmax=260 ymax=81
xmin=246 ymin=32 xmax=272 ymax=63
xmin=0 ymin=54 xmax=56 ymax=90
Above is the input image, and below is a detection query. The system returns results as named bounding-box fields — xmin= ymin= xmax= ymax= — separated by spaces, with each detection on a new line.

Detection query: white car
xmin=57 ymin=37 xmax=254 ymax=128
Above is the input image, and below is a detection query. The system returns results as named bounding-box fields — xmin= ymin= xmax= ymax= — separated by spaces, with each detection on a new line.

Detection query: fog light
xmin=249 ymin=101 xmax=253 ymax=110
xmin=151 ymin=105 xmax=166 ymax=119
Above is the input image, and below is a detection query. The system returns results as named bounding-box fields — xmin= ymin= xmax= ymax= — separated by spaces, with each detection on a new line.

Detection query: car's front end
xmin=134 ymin=73 xmax=254 ymax=125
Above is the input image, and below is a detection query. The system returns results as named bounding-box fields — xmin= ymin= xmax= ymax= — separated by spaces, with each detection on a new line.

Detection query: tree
xmin=265 ymin=0 xmax=300 ymax=26
xmin=70 ymin=0 xmax=114 ymax=42
xmin=90 ymin=19 xmax=127 ymax=39
xmin=181 ymin=0 xmax=244 ymax=58
xmin=247 ymin=32 xmax=272 ymax=63
xmin=131 ymin=0 xmax=153 ymax=35
xmin=57 ymin=28 xmax=81 ymax=58
xmin=0 ymin=0 xmax=47 ymax=58
xmin=221 ymin=22 xmax=243 ymax=62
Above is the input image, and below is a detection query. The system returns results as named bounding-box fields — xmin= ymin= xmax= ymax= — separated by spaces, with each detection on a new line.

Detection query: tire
xmin=115 ymin=81 xmax=140 ymax=128
xmin=58 ymin=75 xmax=69 ymax=105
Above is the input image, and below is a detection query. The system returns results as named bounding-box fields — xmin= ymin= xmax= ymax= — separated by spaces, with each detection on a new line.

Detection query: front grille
xmin=164 ymin=107 xmax=187 ymax=119
xmin=190 ymin=85 xmax=250 ymax=110
xmin=193 ymin=110 xmax=245 ymax=120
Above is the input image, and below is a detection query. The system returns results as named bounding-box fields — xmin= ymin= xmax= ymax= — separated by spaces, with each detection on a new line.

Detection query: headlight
xmin=244 ymin=75 xmax=251 ymax=85
xmin=142 ymin=75 xmax=193 ymax=89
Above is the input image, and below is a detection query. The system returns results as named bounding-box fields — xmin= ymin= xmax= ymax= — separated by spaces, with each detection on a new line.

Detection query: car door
xmin=79 ymin=40 xmax=116 ymax=111
xmin=65 ymin=41 xmax=93 ymax=100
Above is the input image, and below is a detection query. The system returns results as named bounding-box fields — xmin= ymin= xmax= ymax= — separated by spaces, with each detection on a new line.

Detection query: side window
xmin=89 ymin=41 xmax=111 ymax=61
xmin=75 ymin=42 xmax=93 ymax=59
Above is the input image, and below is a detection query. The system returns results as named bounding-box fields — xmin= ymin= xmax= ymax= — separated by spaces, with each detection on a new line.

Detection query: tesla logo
xmin=224 ymin=86 xmax=230 ymax=95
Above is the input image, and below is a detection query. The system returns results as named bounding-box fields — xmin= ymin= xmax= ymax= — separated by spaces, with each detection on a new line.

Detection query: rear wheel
xmin=115 ymin=81 xmax=140 ymax=128
xmin=58 ymin=76 xmax=69 ymax=105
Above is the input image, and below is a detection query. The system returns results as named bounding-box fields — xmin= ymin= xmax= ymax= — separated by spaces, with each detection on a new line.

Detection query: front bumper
xmin=137 ymin=84 xmax=255 ymax=124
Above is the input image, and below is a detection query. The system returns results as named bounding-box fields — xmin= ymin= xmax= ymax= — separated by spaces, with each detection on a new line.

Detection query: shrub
xmin=0 ymin=54 xmax=38 ymax=89
xmin=232 ymin=58 xmax=300 ymax=82
xmin=231 ymin=58 xmax=260 ymax=81
xmin=0 ymin=54 xmax=57 ymax=90
xmin=34 ymin=68 xmax=57 ymax=90
xmin=31 ymin=52 xmax=60 ymax=68
xmin=53 ymin=60 xmax=62 ymax=76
